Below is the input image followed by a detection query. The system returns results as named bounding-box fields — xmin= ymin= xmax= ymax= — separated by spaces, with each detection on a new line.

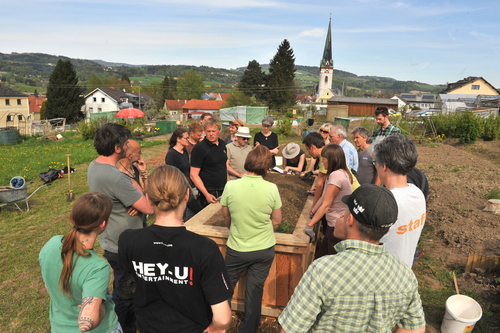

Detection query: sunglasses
xmin=241 ymin=137 xmax=249 ymax=141
xmin=320 ymin=129 xmax=329 ymax=134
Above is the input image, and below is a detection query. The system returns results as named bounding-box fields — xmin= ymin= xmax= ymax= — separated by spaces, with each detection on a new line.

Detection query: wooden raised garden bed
xmin=184 ymin=176 xmax=319 ymax=318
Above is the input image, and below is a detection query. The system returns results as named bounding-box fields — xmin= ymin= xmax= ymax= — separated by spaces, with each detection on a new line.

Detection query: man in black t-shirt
xmin=190 ymin=118 xmax=229 ymax=208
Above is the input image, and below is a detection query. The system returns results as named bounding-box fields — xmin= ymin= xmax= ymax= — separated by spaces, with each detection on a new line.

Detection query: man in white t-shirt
xmin=372 ymin=134 xmax=426 ymax=268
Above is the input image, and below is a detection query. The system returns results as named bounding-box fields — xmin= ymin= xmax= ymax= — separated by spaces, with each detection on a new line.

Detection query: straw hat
xmin=235 ymin=126 xmax=251 ymax=138
xmin=282 ymin=143 xmax=300 ymax=159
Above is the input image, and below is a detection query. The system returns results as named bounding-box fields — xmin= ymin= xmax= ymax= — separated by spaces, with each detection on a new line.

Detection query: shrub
xmin=284 ymin=110 xmax=294 ymax=118
xmin=482 ymin=114 xmax=499 ymax=141
xmin=457 ymin=111 xmax=482 ymax=144
xmin=276 ymin=118 xmax=293 ymax=136
xmin=78 ymin=119 xmax=98 ymax=140
xmin=432 ymin=114 xmax=460 ymax=138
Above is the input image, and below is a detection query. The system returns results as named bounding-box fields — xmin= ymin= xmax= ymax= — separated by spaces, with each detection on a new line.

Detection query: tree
xmin=45 ymin=59 xmax=85 ymax=122
xmin=40 ymin=100 xmax=47 ymax=120
xmin=238 ymin=60 xmax=265 ymax=100
xmin=86 ymin=74 xmax=102 ymax=94
xmin=266 ymin=39 xmax=297 ymax=110
xmin=224 ymin=88 xmax=259 ymax=108
xmin=34 ymin=89 xmax=38 ymax=98
xmin=160 ymin=75 xmax=176 ymax=101
xmin=176 ymin=70 xmax=205 ymax=100
xmin=121 ymin=73 xmax=131 ymax=85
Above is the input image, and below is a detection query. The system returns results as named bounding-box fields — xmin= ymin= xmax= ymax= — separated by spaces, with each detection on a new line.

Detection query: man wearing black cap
xmin=279 ymin=185 xmax=426 ymax=333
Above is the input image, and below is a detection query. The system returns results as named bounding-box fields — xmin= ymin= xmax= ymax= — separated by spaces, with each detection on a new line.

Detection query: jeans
xmin=104 ymin=251 xmax=136 ymax=333
xmin=225 ymin=246 xmax=275 ymax=333
xmin=315 ymin=225 xmax=342 ymax=259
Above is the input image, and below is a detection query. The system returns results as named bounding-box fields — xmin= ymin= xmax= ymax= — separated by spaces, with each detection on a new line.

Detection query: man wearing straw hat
xmin=279 ymin=185 xmax=426 ymax=333
xmin=226 ymin=126 xmax=252 ymax=180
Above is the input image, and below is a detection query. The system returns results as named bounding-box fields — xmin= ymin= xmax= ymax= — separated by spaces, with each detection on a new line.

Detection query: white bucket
xmin=441 ymin=295 xmax=482 ymax=333
xmin=275 ymin=156 xmax=283 ymax=166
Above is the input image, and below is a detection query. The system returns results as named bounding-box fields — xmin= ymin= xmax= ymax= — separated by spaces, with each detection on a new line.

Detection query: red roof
xmin=182 ymin=99 xmax=226 ymax=111
xmin=218 ymin=93 xmax=230 ymax=101
xmin=28 ymin=96 xmax=43 ymax=113
xmin=165 ymin=100 xmax=188 ymax=110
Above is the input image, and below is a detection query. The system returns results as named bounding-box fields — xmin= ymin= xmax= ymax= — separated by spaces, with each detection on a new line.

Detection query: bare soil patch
xmin=205 ymin=173 xmax=313 ymax=232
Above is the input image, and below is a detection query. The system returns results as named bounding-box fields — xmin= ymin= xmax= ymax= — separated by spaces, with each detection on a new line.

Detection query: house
xmin=182 ymin=100 xmax=226 ymax=118
xmin=327 ymin=96 xmax=398 ymax=116
xmin=202 ymin=92 xmax=230 ymax=101
xmin=398 ymin=93 xmax=437 ymax=110
xmin=440 ymin=77 xmax=499 ymax=95
xmin=28 ymin=95 xmax=43 ymax=121
xmin=0 ymin=83 xmax=30 ymax=135
xmin=83 ymin=88 xmax=154 ymax=120
xmin=165 ymin=100 xmax=188 ymax=115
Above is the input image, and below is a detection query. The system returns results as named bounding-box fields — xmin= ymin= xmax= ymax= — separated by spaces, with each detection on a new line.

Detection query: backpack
xmin=38 ymin=168 xmax=63 ymax=183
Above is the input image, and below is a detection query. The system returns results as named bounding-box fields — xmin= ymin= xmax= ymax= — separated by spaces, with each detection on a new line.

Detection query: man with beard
xmin=88 ymin=123 xmax=154 ymax=333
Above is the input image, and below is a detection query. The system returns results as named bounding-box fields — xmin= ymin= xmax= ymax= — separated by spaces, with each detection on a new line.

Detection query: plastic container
xmin=10 ymin=176 xmax=26 ymax=189
xmin=441 ymin=295 xmax=482 ymax=333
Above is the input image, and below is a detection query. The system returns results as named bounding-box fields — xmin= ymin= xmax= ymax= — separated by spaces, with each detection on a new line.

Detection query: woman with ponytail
xmin=118 ymin=165 xmax=232 ymax=333
xmin=39 ymin=193 xmax=121 ymax=333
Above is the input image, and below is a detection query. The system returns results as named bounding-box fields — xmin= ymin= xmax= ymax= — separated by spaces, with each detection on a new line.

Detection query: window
xmin=6 ymin=115 xmax=12 ymax=121
xmin=18 ymin=115 xmax=23 ymax=121
xmin=17 ymin=99 xmax=21 ymax=105
xmin=5 ymin=99 xmax=10 ymax=106
xmin=98 ymin=108 xmax=102 ymax=112
xmin=89 ymin=107 xmax=93 ymax=113
xmin=101 ymin=97 xmax=105 ymax=103
xmin=472 ymin=85 xmax=480 ymax=90
xmin=93 ymin=97 xmax=97 ymax=102
xmin=325 ymin=76 xmax=328 ymax=83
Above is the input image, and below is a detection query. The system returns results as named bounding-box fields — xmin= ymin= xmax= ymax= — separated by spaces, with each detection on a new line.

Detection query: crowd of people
xmin=39 ymin=107 xmax=428 ymax=333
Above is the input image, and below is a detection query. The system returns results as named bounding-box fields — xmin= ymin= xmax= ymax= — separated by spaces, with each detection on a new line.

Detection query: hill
xmin=0 ymin=52 xmax=445 ymax=96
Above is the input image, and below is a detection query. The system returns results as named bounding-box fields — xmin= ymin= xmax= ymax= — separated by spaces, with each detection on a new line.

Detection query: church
xmin=315 ymin=19 xmax=342 ymax=105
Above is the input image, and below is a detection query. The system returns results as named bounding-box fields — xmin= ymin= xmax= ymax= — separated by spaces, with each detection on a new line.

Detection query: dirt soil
xmin=205 ymin=173 xmax=313 ymax=231
xmin=145 ymin=138 xmax=500 ymax=332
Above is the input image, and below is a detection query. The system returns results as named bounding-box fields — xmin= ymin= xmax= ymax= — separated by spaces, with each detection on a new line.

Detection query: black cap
xmin=341 ymin=184 xmax=398 ymax=229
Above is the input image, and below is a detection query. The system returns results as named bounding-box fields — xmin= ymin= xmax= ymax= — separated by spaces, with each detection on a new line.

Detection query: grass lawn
xmin=0 ymin=140 xmax=169 ymax=332
xmin=0 ymin=132 xmax=164 ymax=186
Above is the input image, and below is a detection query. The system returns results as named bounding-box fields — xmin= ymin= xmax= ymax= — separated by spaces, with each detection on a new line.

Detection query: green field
xmin=0 ymin=133 xmax=163 ymax=186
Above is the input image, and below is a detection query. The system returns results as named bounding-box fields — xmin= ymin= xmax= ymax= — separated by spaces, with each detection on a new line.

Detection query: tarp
xmin=219 ymin=106 xmax=269 ymax=125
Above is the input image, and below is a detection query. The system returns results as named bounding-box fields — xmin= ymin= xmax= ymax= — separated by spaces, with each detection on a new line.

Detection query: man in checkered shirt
xmin=371 ymin=106 xmax=401 ymax=143
xmin=279 ymin=185 xmax=426 ymax=333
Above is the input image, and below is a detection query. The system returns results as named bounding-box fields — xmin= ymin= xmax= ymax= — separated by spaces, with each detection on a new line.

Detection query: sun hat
xmin=229 ymin=119 xmax=245 ymax=127
xmin=282 ymin=143 xmax=301 ymax=160
xmin=262 ymin=116 xmax=274 ymax=126
xmin=235 ymin=126 xmax=252 ymax=138
xmin=341 ymin=184 xmax=398 ymax=229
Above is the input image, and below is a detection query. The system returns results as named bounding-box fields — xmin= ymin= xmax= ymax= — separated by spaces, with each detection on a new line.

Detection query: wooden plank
xmin=234 ymin=270 xmax=247 ymax=301
xmin=289 ymin=254 xmax=302 ymax=298
xmin=276 ymin=253 xmax=291 ymax=307
xmin=274 ymin=244 xmax=307 ymax=254
xmin=262 ymin=256 xmax=277 ymax=306
xmin=479 ymin=255 xmax=487 ymax=270
xmin=471 ymin=253 xmax=480 ymax=271
xmin=184 ymin=202 xmax=221 ymax=227
xmin=465 ymin=254 xmax=474 ymax=273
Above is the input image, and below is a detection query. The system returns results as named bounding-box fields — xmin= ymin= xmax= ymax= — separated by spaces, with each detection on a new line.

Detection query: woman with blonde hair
xmin=118 ymin=165 xmax=232 ymax=333
xmin=306 ymin=144 xmax=353 ymax=259
xmin=39 ymin=193 xmax=120 ymax=333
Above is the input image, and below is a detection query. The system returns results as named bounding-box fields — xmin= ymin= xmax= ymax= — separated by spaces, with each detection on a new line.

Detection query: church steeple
xmin=317 ymin=18 xmax=334 ymax=99
xmin=320 ymin=18 xmax=333 ymax=68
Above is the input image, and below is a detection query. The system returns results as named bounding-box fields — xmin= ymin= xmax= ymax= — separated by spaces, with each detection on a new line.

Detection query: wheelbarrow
xmin=0 ymin=181 xmax=51 ymax=213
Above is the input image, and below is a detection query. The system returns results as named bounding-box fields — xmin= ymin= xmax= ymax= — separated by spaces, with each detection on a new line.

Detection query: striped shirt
xmin=279 ymin=240 xmax=425 ymax=333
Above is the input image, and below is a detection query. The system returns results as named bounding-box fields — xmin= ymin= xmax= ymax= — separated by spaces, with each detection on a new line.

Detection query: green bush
xmin=432 ymin=114 xmax=460 ymax=138
xmin=456 ymin=111 xmax=482 ymax=144
xmin=482 ymin=114 xmax=500 ymax=141
xmin=276 ymin=118 xmax=293 ymax=136
xmin=284 ymin=110 xmax=294 ymax=119
xmin=78 ymin=120 xmax=98 ymax=140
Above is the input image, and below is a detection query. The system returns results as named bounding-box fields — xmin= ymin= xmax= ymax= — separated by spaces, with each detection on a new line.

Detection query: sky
xmin=1 ymin=0 xmax=500 ymax=87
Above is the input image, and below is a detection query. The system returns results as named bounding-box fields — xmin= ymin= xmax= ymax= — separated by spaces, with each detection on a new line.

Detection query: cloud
xmin=298 ymin=28 xmax=325 ymax=38
xmin=336 ymin=26 xmax=432 ymax=33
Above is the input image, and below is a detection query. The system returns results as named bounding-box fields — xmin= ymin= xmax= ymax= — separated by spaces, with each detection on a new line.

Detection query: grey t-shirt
xmin=88 ymin=160 xmax=143 ymax=254
xmin=357 ymin=147 xmax=378 ymax=185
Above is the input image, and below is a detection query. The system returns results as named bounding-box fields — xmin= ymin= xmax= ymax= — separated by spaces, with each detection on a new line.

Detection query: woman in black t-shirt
xmin=165 ymin=128 xmax=202 ymax=218
xmin=253 ymin=116 xmax=279 ymax=167
xmin=118 ymin=166 xmax=233 ymax=333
